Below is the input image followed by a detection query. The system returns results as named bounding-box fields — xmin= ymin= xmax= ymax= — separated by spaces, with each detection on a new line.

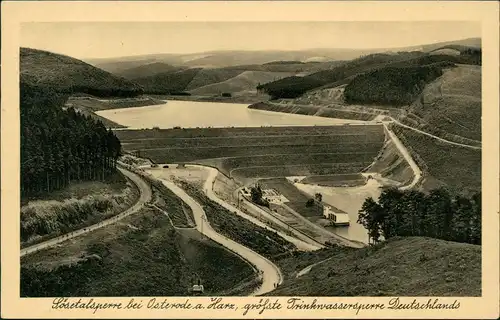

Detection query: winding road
xmin=152 ymin=168 xmax=283 ymax=296
xmin=383 ymin=122 xmax=422 ymax=190
xmin=21 ymin=166 xmax=152 ymax=257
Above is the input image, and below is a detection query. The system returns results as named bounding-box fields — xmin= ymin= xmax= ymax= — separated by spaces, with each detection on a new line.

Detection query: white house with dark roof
xmin=323 ymin=205 xmax=350 ymax=226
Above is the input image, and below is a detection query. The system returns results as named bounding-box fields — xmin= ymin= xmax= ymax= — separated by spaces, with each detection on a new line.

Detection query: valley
xmin=19 ymin=35 xmax=483 ymax=298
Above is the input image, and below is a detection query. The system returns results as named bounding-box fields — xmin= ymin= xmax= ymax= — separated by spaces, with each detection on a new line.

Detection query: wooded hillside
xmin=343 ymin=63 xmax=451 ymax=106
xmin=21 ymin=48 xmax=144 ymax=97
xmin=21 ymin=83 xmax=122 ymax=197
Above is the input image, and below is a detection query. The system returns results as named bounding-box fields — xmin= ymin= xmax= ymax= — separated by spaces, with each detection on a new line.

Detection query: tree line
xmin=21 ymin=83 xmax=122 ymax=197
xmin=358 ymin=188 xmax=481 ymax=245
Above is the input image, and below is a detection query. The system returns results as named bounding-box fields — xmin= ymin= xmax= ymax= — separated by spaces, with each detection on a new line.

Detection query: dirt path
xmin=21 ymin=166 xmax=152 ymax=257
xmin=392 ymin=120 xmax=481 ymax=150
xmin=154 ymin=170 xmax=282 ymax=296
xmin=296 ymin=256 xmax=336 ymax=278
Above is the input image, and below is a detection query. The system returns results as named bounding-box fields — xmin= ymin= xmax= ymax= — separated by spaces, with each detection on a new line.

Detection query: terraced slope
xmin=115 ymin=125 xmax=385 ymax=182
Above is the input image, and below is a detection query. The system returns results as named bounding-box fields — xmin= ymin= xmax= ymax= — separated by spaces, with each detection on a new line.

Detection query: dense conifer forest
xmin=20 ymin=83 xmax=122 ymax=197
xmin=358 ymin=188 xmax=481 ymax=245
xmin=343 ymin=64 xmax=448 ymax=106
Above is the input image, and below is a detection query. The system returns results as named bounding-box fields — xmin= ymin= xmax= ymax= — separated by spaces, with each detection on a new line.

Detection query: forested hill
xmin=343 ymin=62 xmax=452 ymax=106
xmin=20 ymin=49 xmax=126 ymax=198
xmin=20 ymin=48 xmax=143 ymax=97
xmin=21 ymin=83 xmax=122 ymax=197
xmin=257 ymin=47 xmax=481 ymax=101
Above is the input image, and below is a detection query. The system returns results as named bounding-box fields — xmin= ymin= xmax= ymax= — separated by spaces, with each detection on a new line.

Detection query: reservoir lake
xmin=96 ymin=100 xmax=366 ymax=129
xmin=98 ymin=99 xmax=372 ymax=244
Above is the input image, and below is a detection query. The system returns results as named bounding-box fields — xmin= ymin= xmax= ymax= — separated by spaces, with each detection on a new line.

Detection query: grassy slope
xmin=21 ymin=208 xmax=256 ymax=296
xmin=21 ymin=170 xmax=140 ymax=246
xmin=271 ymin=237 xmax=481 ymax=296
xmin=189 ymin=71 xmax=295 ymax=95
xmin=184 ymin=68 xmax=246 ymax=90
xmin=406 ymin=64 xmax=481 ymax=140
xmin=20 ymin=48 xmax=143 ymax=97
xmin=392 ymin=125 xmax=481 ymax=194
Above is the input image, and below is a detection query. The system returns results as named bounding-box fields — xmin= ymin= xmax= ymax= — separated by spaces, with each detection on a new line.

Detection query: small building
xmin=261 ymin=188 xmax=288 ymax=204
xmin=323 ymin=205 xmax=350 ymax=226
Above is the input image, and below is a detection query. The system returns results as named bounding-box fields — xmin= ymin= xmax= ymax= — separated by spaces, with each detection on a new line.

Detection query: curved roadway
xmin=21 ymin=167 xmax=152 ymax=257
xmin=383 ymin=123 xmax=422 ymax=190
xmin=154 ymin=169 xmax=283 ymax=296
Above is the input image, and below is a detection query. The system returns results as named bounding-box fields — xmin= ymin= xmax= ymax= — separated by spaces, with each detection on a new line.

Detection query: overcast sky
xmin=21 ymin=21 xmax=481 ymax=59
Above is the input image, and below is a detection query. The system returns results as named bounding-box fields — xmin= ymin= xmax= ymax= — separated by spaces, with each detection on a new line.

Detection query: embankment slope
xmin=270 ymin=237 xmax=481 ymax=296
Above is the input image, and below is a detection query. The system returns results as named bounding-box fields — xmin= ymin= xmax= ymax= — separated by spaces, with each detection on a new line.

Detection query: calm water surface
xmin=294 ymin=179 xmax=383 ymax=244
xmin=96 ymin=100 xmax=366 ymax=129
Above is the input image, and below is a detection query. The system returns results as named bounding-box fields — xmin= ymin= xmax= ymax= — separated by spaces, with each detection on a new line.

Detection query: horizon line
xmin=21 ymin=36 xmax=481 ymax=62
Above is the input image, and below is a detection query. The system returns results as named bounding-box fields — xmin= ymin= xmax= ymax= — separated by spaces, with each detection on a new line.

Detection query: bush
xmin=305 ymin=199 xmax=315 ymax=207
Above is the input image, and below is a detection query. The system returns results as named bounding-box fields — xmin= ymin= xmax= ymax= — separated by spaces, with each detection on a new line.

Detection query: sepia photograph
xmin=2 ymin=1 xmax=499 ymax=319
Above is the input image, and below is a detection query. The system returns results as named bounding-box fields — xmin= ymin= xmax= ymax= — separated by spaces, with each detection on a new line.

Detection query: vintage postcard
xmin=1 ymin=1 xmax=499 ymax=319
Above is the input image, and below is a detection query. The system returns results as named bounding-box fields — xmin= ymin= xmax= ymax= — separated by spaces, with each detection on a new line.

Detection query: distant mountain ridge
xmin=85 ymin=37 xmax=481 ymax=70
